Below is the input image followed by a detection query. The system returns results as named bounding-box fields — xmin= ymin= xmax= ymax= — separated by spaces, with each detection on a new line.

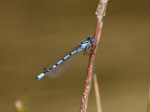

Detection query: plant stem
xmin=148 ymin=86 xmax=150 ymax=112
xmin=15 ymin=100 xmax=25 ymax=112
xmin=80 ymin=0 xmax=108 ymax=112
xmin=94 ymin=74 xmax=102 ymax=112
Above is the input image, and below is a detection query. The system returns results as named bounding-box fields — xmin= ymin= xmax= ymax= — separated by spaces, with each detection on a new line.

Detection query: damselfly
xmin=36 ymin=37 xmax=94 ymax=80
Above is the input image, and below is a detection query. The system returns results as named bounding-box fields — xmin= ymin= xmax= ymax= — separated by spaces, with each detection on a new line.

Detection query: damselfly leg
xmin=83 ymin=44 xmax=93 ymax=56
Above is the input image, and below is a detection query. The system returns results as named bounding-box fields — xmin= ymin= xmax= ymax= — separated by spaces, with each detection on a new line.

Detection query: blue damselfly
xmin=36 ymin=37 xmax=94 ymax=80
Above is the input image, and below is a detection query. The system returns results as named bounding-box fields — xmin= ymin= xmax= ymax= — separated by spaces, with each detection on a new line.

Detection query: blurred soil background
xmin=0 ymin=0 xmax=150 ymax=112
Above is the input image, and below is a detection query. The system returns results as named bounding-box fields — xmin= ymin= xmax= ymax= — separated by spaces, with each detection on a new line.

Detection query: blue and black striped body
xmin=36 ymin=37 xmax=94 ymax=80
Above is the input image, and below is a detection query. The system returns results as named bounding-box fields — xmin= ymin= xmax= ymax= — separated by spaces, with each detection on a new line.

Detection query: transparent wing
xmin=44 ymin=45 xmax=80 ymax=78
xmin=45 ymin=55 xmax=73 ymax=78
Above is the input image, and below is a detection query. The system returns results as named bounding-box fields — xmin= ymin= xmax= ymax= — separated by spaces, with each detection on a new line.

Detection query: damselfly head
xmin=86 ymin=37 xmax=94 ymax=42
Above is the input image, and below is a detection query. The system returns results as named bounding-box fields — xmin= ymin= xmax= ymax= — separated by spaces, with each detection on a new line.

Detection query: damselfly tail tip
xmin=36 ymin=73 xmax=45 ymax=80
xmin=36 ymin=77 xmax=40 ymax=80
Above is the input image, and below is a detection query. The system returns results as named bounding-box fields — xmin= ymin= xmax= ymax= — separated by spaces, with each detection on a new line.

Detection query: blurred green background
xmin=0 ymin=0 xmax=150 ymax=112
